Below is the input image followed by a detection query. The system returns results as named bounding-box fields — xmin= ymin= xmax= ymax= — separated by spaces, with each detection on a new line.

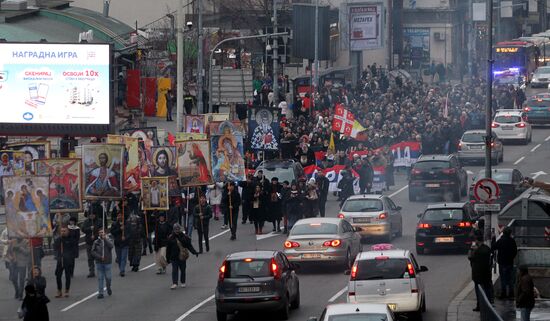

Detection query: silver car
xmin=457 ymin=130 xmax=503 ymax=165
xmin=308 ymin=303 xmax=396 ymax=321
xmin=283 ymin=217 xmax=362 ymax=269
xmin=531 ymin=66 xmax=550 ymax=88
xmin=339 ymin=194 xmax=403 ymax=242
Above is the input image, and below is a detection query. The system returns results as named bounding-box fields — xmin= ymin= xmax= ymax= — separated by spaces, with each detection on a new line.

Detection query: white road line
xmin=205 ymin=229 xmax=230 ymax=243
xmin=139 ymin=263 xmax=156 ymax=272
xmin=514 ymin=156 xmax=525 ymax=165
xmin=256 ymin=231 xmax=278 ymax=241
xmin=389 ymin=185 xmax=408 ymax=198
xmin=328 ymin=286 xmax=348 ymax=302
xmin=531 ymin=144 xmax=541 ymax=152
xmin=546 ymin=135 xmax=550 ymax=142
xmin=61 ymin=288 xmax=105 ymax=312
xmin=175 ymin=294 xmax=215 ymax=321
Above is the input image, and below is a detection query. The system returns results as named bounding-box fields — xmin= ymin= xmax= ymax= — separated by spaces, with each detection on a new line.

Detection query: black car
xmin=415 ymin=202 xmax=477 ymax=254
xmin=408 ymin=155 xmax=468 ymax=202
xmin=215 ymin=251 xmax=300 ymax=321
xmin=469 ymin=168 xmax=526 ymax=208
xmin=255 ymin=160 xmax=305 ymax=184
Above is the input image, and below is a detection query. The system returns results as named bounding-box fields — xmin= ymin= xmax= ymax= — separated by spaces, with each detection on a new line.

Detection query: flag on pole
xmin=328 ymin=132 xmax=336 ymax=154
xmin=443 ymin=93 xmax=449 ymax=119
xmin=332 ymin=105 xmax=366 ymax=138
xmin=351 ymin=120 xmax=366 ymax=138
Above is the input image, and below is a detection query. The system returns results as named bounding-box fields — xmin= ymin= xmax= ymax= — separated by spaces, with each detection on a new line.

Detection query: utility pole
xmin=468 ymin=0 xmax=474 ymax=79
xmin=314 ymin=0 xmax=319 ymax=91
xmin=484 ymin=0 xmax=494 ymax=243
xmin=197 ymin=0 xmax=204 ymax=114
xmin=176 ymin=0 xmax=184 ymax=131
xmin=272 ymin=0 xmax=279 ymax=108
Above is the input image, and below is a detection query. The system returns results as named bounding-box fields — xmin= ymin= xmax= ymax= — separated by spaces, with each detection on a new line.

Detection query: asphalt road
xmin=1 ymin=96 xmax=549 ymax=321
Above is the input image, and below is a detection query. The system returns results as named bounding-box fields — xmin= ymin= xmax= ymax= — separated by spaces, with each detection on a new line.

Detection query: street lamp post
xmin=484 ymin=0 xmax=494 ymax=243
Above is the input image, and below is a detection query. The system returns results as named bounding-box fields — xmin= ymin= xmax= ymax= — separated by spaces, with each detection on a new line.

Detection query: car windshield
xmin=260 ymin=167 xmax=294 ymax=183
xmin=423 ymin=209 xmax=464 ymax=221
xmin=494 ymin=76 xmax=519 ymax=85
xmin=343 ymin=199 xmax=384 ymax=212
xmin=526 ymin=99 xmax=550 ymax=107
xmin=495 ymin=115 xmax=521 ymax=123
xmin=291 ymin=223 xmax=338 ymax=235
xmin=226 ymin=259 xmax=272 ymax=278
xmin=535 ymin=67 xmax=550 ymax=74
xmin=413 ymin=161 xmax=450 ymax=170
xmin=462 ymin=133 xmax=484 ymax=143
xmin=474 ymin=170 xmax=513 ymax=184
xmin=328 ymin=314 xmax=388 ymax=321
xmin=355 ymin=258 xmax=410 ymax=280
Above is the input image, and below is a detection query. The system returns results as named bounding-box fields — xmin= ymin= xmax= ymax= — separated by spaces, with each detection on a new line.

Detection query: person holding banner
xmin=222 ymin=182 xmax=241 ymax=241
xmin=154 ymin=213 xmax=171 ymax=274
xmin=127 ymin=215 xmax=143 ymax=272
xmin=193 ymin=195 xmax=212 ymax=253
xmin=110 ymin=214 xmax=129 ymax=277
xmin=53 ymin=227 xmax=77 ymax=298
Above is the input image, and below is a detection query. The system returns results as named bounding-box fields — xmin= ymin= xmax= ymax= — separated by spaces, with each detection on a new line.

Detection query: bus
xmin=494 ymin=41 xmax=540 ymax=81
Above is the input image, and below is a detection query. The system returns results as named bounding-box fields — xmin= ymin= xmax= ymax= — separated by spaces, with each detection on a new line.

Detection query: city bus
xmin=494 ymin=41 xmax=540 ymax=82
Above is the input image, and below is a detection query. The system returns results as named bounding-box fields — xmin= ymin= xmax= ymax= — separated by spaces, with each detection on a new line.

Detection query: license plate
xmin=469 ymin=145 xmax=482 ymax=149
xmin=502 ymin=126 xmax=513 ymax=130
xmin=302 ymin=253 xmax=322 ymax=259
xmin=353 ymin=217 xmax=371 ymax=223
xmin=238 ymin=286 xmax=260 ymax=293
xmin=435 ymin=237 xmax=454 ymax=243
xmin=388 ymin=303 xmax=397 ymax=311
xmin=425 ymin=183 xmax=440 ymax=188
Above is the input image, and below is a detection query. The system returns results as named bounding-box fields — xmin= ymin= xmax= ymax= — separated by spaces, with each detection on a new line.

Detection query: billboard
xmin=0 ymin=42 xmax=113 ymax=136
xmin=349 ymin=4 xmax=384 ymax=50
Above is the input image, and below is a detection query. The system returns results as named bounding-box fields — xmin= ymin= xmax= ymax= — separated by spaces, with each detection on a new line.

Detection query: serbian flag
xmin=332 ymin=105 xmax=355 ymax=136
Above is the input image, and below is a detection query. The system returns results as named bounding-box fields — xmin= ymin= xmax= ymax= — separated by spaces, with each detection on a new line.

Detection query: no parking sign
xmin=473 ymin=178 xmax=500 ymax=203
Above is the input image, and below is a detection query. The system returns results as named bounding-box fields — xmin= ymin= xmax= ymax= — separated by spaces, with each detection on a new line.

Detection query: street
xmin=1 ymin=123 xmax=549 ymax=321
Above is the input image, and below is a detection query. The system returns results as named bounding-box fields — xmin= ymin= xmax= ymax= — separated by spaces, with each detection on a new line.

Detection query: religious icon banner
xmin=82 ymin=144 xmax=125 ymax=200
xmin=7 ymin=141 xmax=51 ymax=174
xmin=3 ymin=175 xmax=52 ymax=238
xmin=34 ymin=159 xmax=83 ymax=213
xmin=184 ymin=115 xmax=206 ymax=134
xmin=0 ymin=151 xmax=26 ymax=206
xmin=107 ymin=135 xmax=141 ymax=192
xmin=175 ymin=133 xmax=208 ymax=141
xmin=119 ymin=127 xmax=160 ymax=163
xmin=211 ymin=121 xmax=246 ymax=182
xmin=248 ymin=107 xmax=280 ymax=150
xmin=176 ymin=140 xmax=213 ymax=187
xmin=141 ymin=177 xmax=169 ymax=210
xmin=150 ymin=146 xmax=177 ymax=177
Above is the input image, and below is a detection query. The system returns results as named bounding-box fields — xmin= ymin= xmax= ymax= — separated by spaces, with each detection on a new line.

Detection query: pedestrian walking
xmin=286 ymin=183 xmax=302 ymax=232
xmin=154 ymin=213 xmax=172 ymax=274
xmin=193 ymin=195 xmax=212 ymax=253
xmin=468 ymin=235 xmax=494 ymax=311
xmin=280 ymin=181 xmax=291 ymax=233
xmin=208 ymin=182 xmax=224 ymax=221
xmin=19 ymin=284 xmax=49 ymax=321
xmin=357 ymin=157 xmax=374 ymax=194
xmin=91 ymin=228 xmax=113 ymax=299
xmin=305 ymin=178 xmax=319 ymax=218
xmin=338 ymin=170 xmax=355 ymax=208
xmin=222 ymin=182 xmax=241 ymax=240
xmin=141 ymin=211 xmax=154 ymax=256
xmin=165 ymin=89 xmax=174 ymax=121
xmin=53 ymin=227 xmax=77 ymax=298
xmin=27 ymin=266 xmax=47 ymax=299
xmin=127 ymin=215 xmax=143 ymax=272
xmin=6 ymin=238 xmax=30 ymax=300
xmin=166 ymin=223 xmax=199 ymax=289
xmin=516 ymin=266 xmax=536 ymax=321
xmin=316 ymin=172 xmax=329 ymax=218
xmin=267 ymin=177 xmax=283 ymax=232
xmin=67 ymin=217 xmax=80 ymax=277
xmin=82 ymin=212 xmax=101 ymax=278
xmin=492 ymin=227 xmax=517 ymax=299
xmin=29 ymin=238 xmax=44 ymax=270
xmin=251 ymin=185 xmax=267 ymax=234
xmin=238 ymin=175 xmax=255 ymax=224
xmin=110 ymin=214 xmax=129 ymax=276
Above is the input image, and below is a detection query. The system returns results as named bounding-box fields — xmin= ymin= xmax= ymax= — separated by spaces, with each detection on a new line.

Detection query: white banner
xmin=473 ymin=3 xmax=486 ymax=21
xmin=349 ymin=4 xmax=383 ymax=51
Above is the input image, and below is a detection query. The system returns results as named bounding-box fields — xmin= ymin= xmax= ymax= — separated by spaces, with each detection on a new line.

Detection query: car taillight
xmin=284 ymin=240 xmax=300 ymax=248
xmin=378 ymin=212 xmax=388 ymax=220
xmin=515 ymin=123 xmax=526 ymax=128
xmin=491 ymin=122 xmax=499 ymax=128
xmin=271 ymin=258 xmax=281 ymax=279
xmin=457 ymin=143 xmax=462 ymax=151
xmin=350 ymin=262 xmax=358 ymax=280
xmin=411 ymin=168 xmax=421 ymax=175
xmin=524 ymin=106 xmax=531 ymax=112
xmin=407 ymin=263 xmax=416 ymax=278
xmin=337 ymin=213 xmax=345 ymax=219
xmin=458 ymin=221 xmax=472 ymax=228
xmin=218 ymin=261 xmax=226 ymax=281
xmin=490 ymin=142 xmax=495 ymax=147
xmin=442 ymin=168 xmax=456 ymax=175
xmin=323 ymin=239 xmax=342 ymax=247
xmin=417 ymin=223 xmax=431 ymax=229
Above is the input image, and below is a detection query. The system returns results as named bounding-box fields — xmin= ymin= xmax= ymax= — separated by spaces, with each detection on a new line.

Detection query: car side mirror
xmin=344 ymin=269 xmax=351 ymax=275
xmin=396 ymin=206 xmax=402 ymax=211
xmin=419 ymin=265 xmax=429 ymax=272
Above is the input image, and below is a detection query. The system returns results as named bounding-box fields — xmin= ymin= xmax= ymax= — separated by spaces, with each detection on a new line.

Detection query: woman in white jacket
xmin=207 ymin=183 xmax=223 ymax=220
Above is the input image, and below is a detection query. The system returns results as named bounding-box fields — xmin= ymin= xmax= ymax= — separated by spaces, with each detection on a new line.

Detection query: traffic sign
xmin=474 ymin=203 xmax=501 ymax=212
xmin=473 ymin=178 xmax=500 ymax=203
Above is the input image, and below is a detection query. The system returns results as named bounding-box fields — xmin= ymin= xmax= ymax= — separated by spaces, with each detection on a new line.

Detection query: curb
xmin=446 ymin=271 xmax=499 ymax=321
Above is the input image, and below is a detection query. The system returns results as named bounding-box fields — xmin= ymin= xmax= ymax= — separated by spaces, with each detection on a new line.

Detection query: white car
xmin=531 ymin=66 xmax=550 ymax=88
xmin=491 ymin=109 xmax=532 ymax=144
xmin=307 ymin=303 xmax=396 ymax=321
xmin=347 ymin=245 xmax=428 ymax=320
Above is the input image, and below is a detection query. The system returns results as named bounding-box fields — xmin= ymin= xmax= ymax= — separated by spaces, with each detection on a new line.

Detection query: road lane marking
xmin=531 ymin=144 xmax=541 ymax=152
xmin=514 ymin=156 xmax=525 ymax=165
xmin=205 ymin=229 xmax=230 ymax=243
xmin=139 ymin=263 xmax=156 ymax=272
xmin=256 ymin=231 xmax=278 ymax=241
xmin=61 ymin=288 xmax=105 ymax=312
xmin=389 ymin=185 xmax=408 ymax=198
xmin=546 ymin=135 xmax=550 ymax=142
xmin=328 ymin=286 xmax=348 ymax=302
xmin=175 ymin=294 xmax=215 ymax=321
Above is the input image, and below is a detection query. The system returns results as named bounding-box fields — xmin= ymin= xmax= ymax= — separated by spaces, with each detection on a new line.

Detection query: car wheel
xmin=411 ymin=308 xmax=423 ymax=321
xmin=290 ymin=287 xmax=300 ymax=309
xmin=279 ymin=294 xmax=290 ymax=320
xmin=216 ymin=310 xmax=227 ymax=321
xmin=416 ymin=246 xmax=425 ymax=255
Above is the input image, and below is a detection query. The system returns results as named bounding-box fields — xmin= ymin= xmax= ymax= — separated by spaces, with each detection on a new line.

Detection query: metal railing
xmin=477 ymin=284 xmax=504 ymax=321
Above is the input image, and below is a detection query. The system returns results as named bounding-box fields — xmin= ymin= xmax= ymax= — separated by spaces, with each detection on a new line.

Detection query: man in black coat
xmin=267 ymin=177 xmax=283 ymax=232
xmin=316 ymin=171 xmax=330 ymax=217
xmin=492 ymin=227 xmax=517 ymax=299
xmin=239 ymin=174 xmax=255 ymax=224
xmin=154 ymin=213 xmax=172 ymax=274
xmin=338 ymin=170 xmax=355 ymax=208
xmin=468 ymin=235 xmax=494 ymax=311
xmin=193 ymin=195 xmax=212 ymax=253
xmin=82 ymin=212 xmax=102 ymax=278
xmin=110 ymin=213 xmax=130 ymax=276
xmin=53 ymin=227 xmax=77 ymax=298
xmin=357 ymin=158 xmax=374 ymax=194
xmin=254 ymin=170 xmax=270 ymax=192
xmin=222 ymin=182 xmax=241 ymax=241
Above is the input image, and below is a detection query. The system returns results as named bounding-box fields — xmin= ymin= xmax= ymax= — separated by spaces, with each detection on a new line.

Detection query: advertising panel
xmin=349 ymin=4 xmax=383 ymax=50
xmin=403 ymin=28 xmax=430 ymax=68
xmin=0 ymin=42 xmax=112 ymax=136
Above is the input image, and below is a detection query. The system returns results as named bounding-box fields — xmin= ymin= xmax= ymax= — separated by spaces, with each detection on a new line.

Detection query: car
xmin=408 ymin=154 xmax=468 ymax=202
xmin=255 ymin=159 xmax=304 ymax=184
xmin=457 ymin=130 xmax=504 ymax=165
xmin=493 ymin=70 xmax=526 ymax=90
xmin=307 ymin=303 xmax=396 ymax=321
xmin=215 ymin=251 xmax=300 ymax=321
xmin=469 ymin=168 xmax=526 ymax=208
xmin=338 ymin=194 xmax=403 ymax=242
xmin=346 ymin=245 xmax=428 ymax=320
xmin=415 ymin=202 xmax=477 ymax=254
xmin=492 ymin=109 xmax=532 ymax=144
xmin=283 ymin=218 xmax=361 ymax=270
xmin=523 ymin=94 xmax=550 ymax=124
xmin=530 ymin=66 xmax=550 ymax=88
